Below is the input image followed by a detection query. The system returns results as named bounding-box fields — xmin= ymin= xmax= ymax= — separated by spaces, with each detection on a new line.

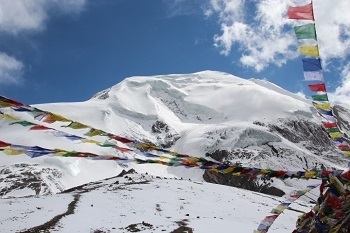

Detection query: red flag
xmin=29 ymin=125 xmax=53 ymax=130
xmin=109 ymin=135 xmax=134 ymax=143
xmin=338 ymin=145 xmax=350 ymax=151
xmin=0 ymin=140 xmax=10 ymax=147
xmin=323 ymin=122 xmax=337 ymax=128
xmin=288 ymin=3 xmax=314 ymax=20
xmin=308 ymin=83 xmax=326 ymax=92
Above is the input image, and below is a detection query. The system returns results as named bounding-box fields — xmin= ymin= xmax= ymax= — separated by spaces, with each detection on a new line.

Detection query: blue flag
xmin=302 ymin=58 xmax=322 ymax=71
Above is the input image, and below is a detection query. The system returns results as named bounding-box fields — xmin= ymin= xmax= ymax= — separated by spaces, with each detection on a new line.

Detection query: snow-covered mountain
xmin=36 ymin=70 xmax=349 ymax=170
xmin=1 ymin=70 xmax=349 ymax=232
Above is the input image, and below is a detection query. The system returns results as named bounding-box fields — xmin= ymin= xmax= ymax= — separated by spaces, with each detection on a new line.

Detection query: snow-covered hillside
xmin=0 ymin=170 xmax=317 ymax=233
xmin=1 ymin=70 xmax=349 ymax=232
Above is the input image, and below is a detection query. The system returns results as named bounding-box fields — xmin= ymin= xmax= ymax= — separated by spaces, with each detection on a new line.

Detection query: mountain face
xmin=1 ymin=70 xmax=349 ymax=231
xmin=1 ymin=71 xmax=349 ymax=197
xmin=47 ymin=70 xmax=347 ymax=169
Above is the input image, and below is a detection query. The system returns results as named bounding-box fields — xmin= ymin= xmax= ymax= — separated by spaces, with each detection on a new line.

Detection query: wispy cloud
xmin=0 ymin=52 xmax=24 ymax=85
xmin=0 ymin=0 xmax=86 ymax=85
xmin=163 ymin=0 xmax=204 ymax=17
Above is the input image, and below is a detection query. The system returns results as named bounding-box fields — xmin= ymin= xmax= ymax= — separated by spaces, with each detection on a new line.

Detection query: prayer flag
xmin=343 ymin=151 xmax=350 ymax=157
xmin=0 ymin=96 xmax=24 ymax=108
xmin=302 ymin=58 xmax=322 ymax=71
xmin=109 ymin=135 xmax=134 ymax=143
xmin=318 ymin=109 xmax=333 ymax=116
xmin=330 ymin=132 xmax=343 ymax=138
xmin=338 ymin=145 xmax=350 ymax=151
xmin=65 ymin=121 xmax=89 ymax=129
xmin=287 ymin=3 xmax=314 ymax=20
xmin=85 ymin=128 xmax=105 ymax=137
xmin=43 ymin=113 xmax=70 ymax=123
xmin=308 ymin=83 xmax=326 ymax=92
xmin=323 ymin=122 xmax=337 ymax=128
xmin=0 ymin=114 xmax=20 ymax=121
xmin=0 ymin=140 xmax=11 ymax=147
xmin=299 ymin=45 xmax=319 ymax=57
xmin=29 ymin=125 xmax=53 ymax=130
xmin=327 ymin=128 xmax=340 ymax=133
xmin=2 ymin=148 xmax=25 ymax=155
xmin=294 ymin=23 xmax=317 ymax=40
xmin=313 ymin=102 xmax=331 ymax=111
xmin=311 ymin=94 xmax=328 ymax=101
xmin=10 ymin=121 xmax=37 ymax=127
xmin=303 ymin=71 xmax=323 ymax=81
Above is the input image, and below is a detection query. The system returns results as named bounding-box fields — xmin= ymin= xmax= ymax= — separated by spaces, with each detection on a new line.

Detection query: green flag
xmin=327 ymin=128 xmax=340 ymax=133
xmin=294 ymin=23 xmax=316 ymax=40
xmin=10 ymin=121 xmax=37 ymax=127
xmin=311 ymin=94 xmax=328 ymax=101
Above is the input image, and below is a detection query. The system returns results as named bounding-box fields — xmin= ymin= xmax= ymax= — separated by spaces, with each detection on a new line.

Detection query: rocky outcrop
xmin=203 ymin=170 xmax=285 ymax=197
xmin=0 ymin=164 xmax=64 ymax=198
xmin=151 ymin=120 xmax=180 ymax=148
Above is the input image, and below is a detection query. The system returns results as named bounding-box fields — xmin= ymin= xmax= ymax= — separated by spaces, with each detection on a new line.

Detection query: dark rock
xmin=203 ymin=170 xmax=285 ymax=197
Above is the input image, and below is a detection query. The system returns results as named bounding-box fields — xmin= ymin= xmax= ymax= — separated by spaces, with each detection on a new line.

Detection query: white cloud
xmin=329 ymin=64 xmax=350 ymax=108
xmin=0 ymin=52 xmax=23 ymax=85
xmin=0 ymin=0 xmax=86 ymax=34
xmin=0 ymin=0 xmax=86 ymax=85
xmin=208 ymin=0 xmax=350 ymax=72
xmin=313 ymin=1 xmax=350 ymax=60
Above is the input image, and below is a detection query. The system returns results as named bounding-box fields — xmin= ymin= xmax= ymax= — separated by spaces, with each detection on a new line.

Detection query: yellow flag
xmin=299 ymin=45 xmax=319 ymax=57
xmin=2 ymin=148 xmax=25 ymax=155
xmin=0 ymin=114 xmax=20 ymax=121
xmin=66 ymin=121 xmax=89 ymax=129
xmin=44 ymin=113 xmax=70 ymax=123
xmin=329 ymin=132 xmax=342 ymax=138
xmin=305 ymin=171 xmax=315 ymax=178
xmin=0 ymin=101 xmax=16 ymax=108
xmin=187 ymin=157 xmax=199 ymax=163
xmin=222 ymin=167 xmax=234 ymax=174
xmin=313 ymin=102 xmax=331 ymax=111
xmin=85 ymin=128 xmax=105 ymax=137
xmin=343 ymin=151 xmax=350 ymax=157
xmin=82 ymin=139 xmax=100 ymax=144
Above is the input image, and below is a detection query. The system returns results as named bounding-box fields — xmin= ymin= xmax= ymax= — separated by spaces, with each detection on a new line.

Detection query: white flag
xmin=304 ymin=71 xmax=324 ymax=81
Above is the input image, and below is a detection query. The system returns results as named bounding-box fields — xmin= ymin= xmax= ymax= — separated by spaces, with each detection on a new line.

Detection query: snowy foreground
xmin=0 ymin=170 xmax=317 ymax=233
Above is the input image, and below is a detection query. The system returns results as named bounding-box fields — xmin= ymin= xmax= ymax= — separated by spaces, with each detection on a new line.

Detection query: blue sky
xmin=0 ymin=0 xmax=349 ymax=106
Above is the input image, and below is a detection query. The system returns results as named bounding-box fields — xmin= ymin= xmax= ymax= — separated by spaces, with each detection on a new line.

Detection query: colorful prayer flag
xmin=29 ymin=125 xmax=53 ymax=130
xmin=287 ymin=3 xmax=314 ymax=20
xmin=311 ymin=94 xmax=328 ymax=101
xmin=294 ymin=23 xmax=317 ymax=40
xmin=0 ymin=141 xmax=11 ymax=147
xmin=327 ymin=128 xmax=340 ymax=133
xmin=303 ymin=71 xmax=324 ymax=81
xmin=302 ymin=58 xmax=322 ymax=71
xmin=299 ymin=45 xmax=319 ymax=57
xmin=343 ymin=151 xmax=350 ymax=157
xmin=10 ymin=121 xmax=37 ymax=127
xmin=329 ymin=132 xmax=343 ymax=138
xmin=85 ymin=128 xmax=105 ymax=137
xmin=308 ymin=83 xmax=326 ymax=92
xmin=313 ymin=102 xmax=331 ymax=111
xmin=65 ymin=121 xmax=89 ymax=129
xmin=323 ymin=122 xmax=337 ymax=128
xmin=318 ymin=109 xmax=333 ymax=116
xmin=0 ymin=96 xmax=24 ymax=108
